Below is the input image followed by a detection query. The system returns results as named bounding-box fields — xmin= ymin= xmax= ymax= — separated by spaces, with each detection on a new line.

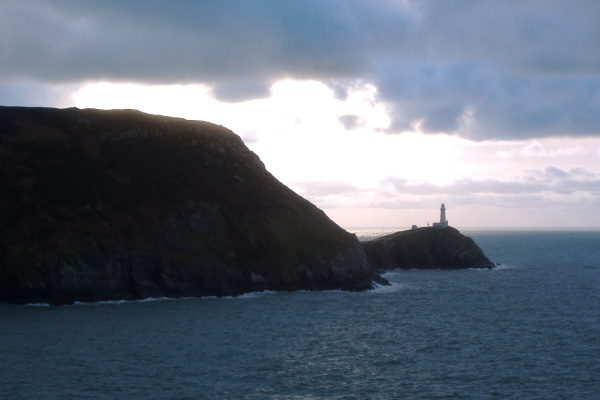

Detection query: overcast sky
xmin=2 ymin=0 xmax=599 ymax=227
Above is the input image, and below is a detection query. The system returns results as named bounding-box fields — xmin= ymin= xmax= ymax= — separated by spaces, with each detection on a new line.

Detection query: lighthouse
xmin=440 ymin=203 xmax=447 ymax=225
xmin=433 ymin=203 xmax=448 ymax=228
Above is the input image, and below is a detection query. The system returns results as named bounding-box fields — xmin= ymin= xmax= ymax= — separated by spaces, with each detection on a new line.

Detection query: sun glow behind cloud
xmin=72 ymin=79 xmax=471 ymax=183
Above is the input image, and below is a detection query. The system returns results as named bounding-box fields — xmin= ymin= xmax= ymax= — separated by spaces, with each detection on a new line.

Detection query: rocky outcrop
xmin=0 ymin=106 xmax=377 ymax=304
xmin=362 ymin=227 xmax=494 ymax=270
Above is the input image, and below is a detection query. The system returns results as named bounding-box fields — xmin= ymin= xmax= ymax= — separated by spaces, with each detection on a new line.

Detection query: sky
xmin=1 ymin=0 xmax=599 ymax=228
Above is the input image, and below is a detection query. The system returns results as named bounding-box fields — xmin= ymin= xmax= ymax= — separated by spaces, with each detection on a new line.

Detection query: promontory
xmin=362 ymin=226 xmax=495 ymax=270
xmin=0 ymin=106 xmax=378 ymax=304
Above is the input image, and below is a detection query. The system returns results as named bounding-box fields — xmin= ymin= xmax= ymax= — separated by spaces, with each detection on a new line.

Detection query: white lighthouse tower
xmin=440 ymin=203 xmax=447 ymax=225
xmin=433 ymin=203 xmax=448 ymax=228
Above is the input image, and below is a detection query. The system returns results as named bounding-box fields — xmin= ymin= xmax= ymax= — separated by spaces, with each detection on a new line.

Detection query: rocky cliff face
xmin=0 ymin=106 xmax=376 ymax=304
xmin=362 ymin=227 xmax=495 ymax=270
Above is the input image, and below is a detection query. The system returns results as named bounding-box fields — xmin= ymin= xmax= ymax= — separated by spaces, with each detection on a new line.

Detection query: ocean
xmin=1 ymin=228 xmax=599 ymax=399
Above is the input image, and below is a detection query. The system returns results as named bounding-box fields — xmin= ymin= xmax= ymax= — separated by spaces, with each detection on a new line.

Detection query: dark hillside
xmin=0 ymin=106 xmax=376 ymax=304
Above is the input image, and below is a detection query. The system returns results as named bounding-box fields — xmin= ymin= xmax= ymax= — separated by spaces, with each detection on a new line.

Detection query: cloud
xmin=371 ymin=0 xmax=600 ymax=140
xmin=1 ymin=0 xmax=599 ymax=139
xmin=295 ymin=166 xmax=600 ymax=209
xmin=385 ymin=177 xmax=544 ymax=196
xmin=211 ymin=81 xmax=272 ymax=102
xmin=384 ymin=166 xmax=600 ymax=196
xmin=0 ymin=82 xmax=77 ymax=108
xmin=0 ymin=0 xmax=408 ymax=84
xmin=338 ymin=114 xmax=365 ymax=130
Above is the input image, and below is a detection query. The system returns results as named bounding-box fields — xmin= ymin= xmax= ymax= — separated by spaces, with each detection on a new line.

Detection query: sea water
xmin=1 ymin=229 xmax=599 ymax=399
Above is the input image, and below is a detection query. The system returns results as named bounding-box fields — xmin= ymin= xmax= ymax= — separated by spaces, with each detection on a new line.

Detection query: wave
xmin=71 ymin=296 xmax=191 ymax=306
xmin=23 ymin=290 xmax=293 ymax=307
xmin=22 ymin=296 xmax=195 ymax=307
xmin=490 ymin=263 xmax=517 ymax=270
xmin=223 ymin=290 xmax=280 ymax=300
xmin=367 ymin=270 xmax=409 ymax=294
xmin=369 ymin=281 xmax=407 ymax=294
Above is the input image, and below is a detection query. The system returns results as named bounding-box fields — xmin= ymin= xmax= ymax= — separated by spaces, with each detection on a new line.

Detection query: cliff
xmin=362 ymin=227 xmax=495 ymax=270
xmin=0 ymin=106 xmax=377 ymax=304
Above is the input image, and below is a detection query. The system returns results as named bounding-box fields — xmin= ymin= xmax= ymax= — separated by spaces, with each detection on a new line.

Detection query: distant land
xmin=0 ymin=106 xmax=492 ymax=305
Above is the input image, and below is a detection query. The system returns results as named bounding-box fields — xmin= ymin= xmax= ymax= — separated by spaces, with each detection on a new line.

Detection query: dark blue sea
xmin=1 ymin=229 xmax=599 ymax=399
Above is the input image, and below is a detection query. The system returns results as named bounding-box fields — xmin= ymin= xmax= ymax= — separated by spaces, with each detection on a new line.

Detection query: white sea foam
xmin=57 ymin=292 xmax=290 ymax=305
xmin=225 ymin=290 xmax=279 ymax=300
xmin=70 ymin=296 xmax=188 ymax=306
xmin=369 ymin=281 xmax=406 ymax=294
xmin=491 ymin=263 xmax=517 ymax=270
xmin=366 ymin=270 xmax=408 ymax=294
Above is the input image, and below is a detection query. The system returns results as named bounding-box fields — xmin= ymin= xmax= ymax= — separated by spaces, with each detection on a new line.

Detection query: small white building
xmin=432 ymin=203 xmax=448 ymax=228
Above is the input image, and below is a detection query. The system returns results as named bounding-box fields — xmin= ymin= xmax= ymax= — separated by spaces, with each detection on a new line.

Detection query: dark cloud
xmin=0 ymin=82 xmax=77 ymax=108
xmin=1 ymin=0 xmax=599 ymax=139
xmin=0 ymin=0 xmax=408 ymax=85
xmin=211 ymin=81 xmax=272 ymax=102
xmin=372 ymin=0 xmax=600 ymax=140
